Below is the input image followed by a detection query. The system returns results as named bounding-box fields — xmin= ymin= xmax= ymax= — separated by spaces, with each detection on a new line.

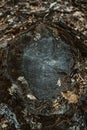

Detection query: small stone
xmin=22 ymin=36 xmax=74 ymax=100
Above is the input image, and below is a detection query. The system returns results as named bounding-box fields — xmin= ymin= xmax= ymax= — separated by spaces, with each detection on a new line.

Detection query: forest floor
xmin=0 ymin=0 xmax=87 ymax=47
xmin=0 ymin=0 xmax=87 ymax=130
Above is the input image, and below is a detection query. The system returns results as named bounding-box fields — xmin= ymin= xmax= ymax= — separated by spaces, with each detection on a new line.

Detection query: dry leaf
xmin=61 ymin=91 xmax=79 ymax=104
xmin=52 ymin=99 xmax=60 ymax=109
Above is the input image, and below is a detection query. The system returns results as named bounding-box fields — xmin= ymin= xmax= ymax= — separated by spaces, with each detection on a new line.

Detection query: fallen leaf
xmin=61 ymin=91 xmax=79 ymax=104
